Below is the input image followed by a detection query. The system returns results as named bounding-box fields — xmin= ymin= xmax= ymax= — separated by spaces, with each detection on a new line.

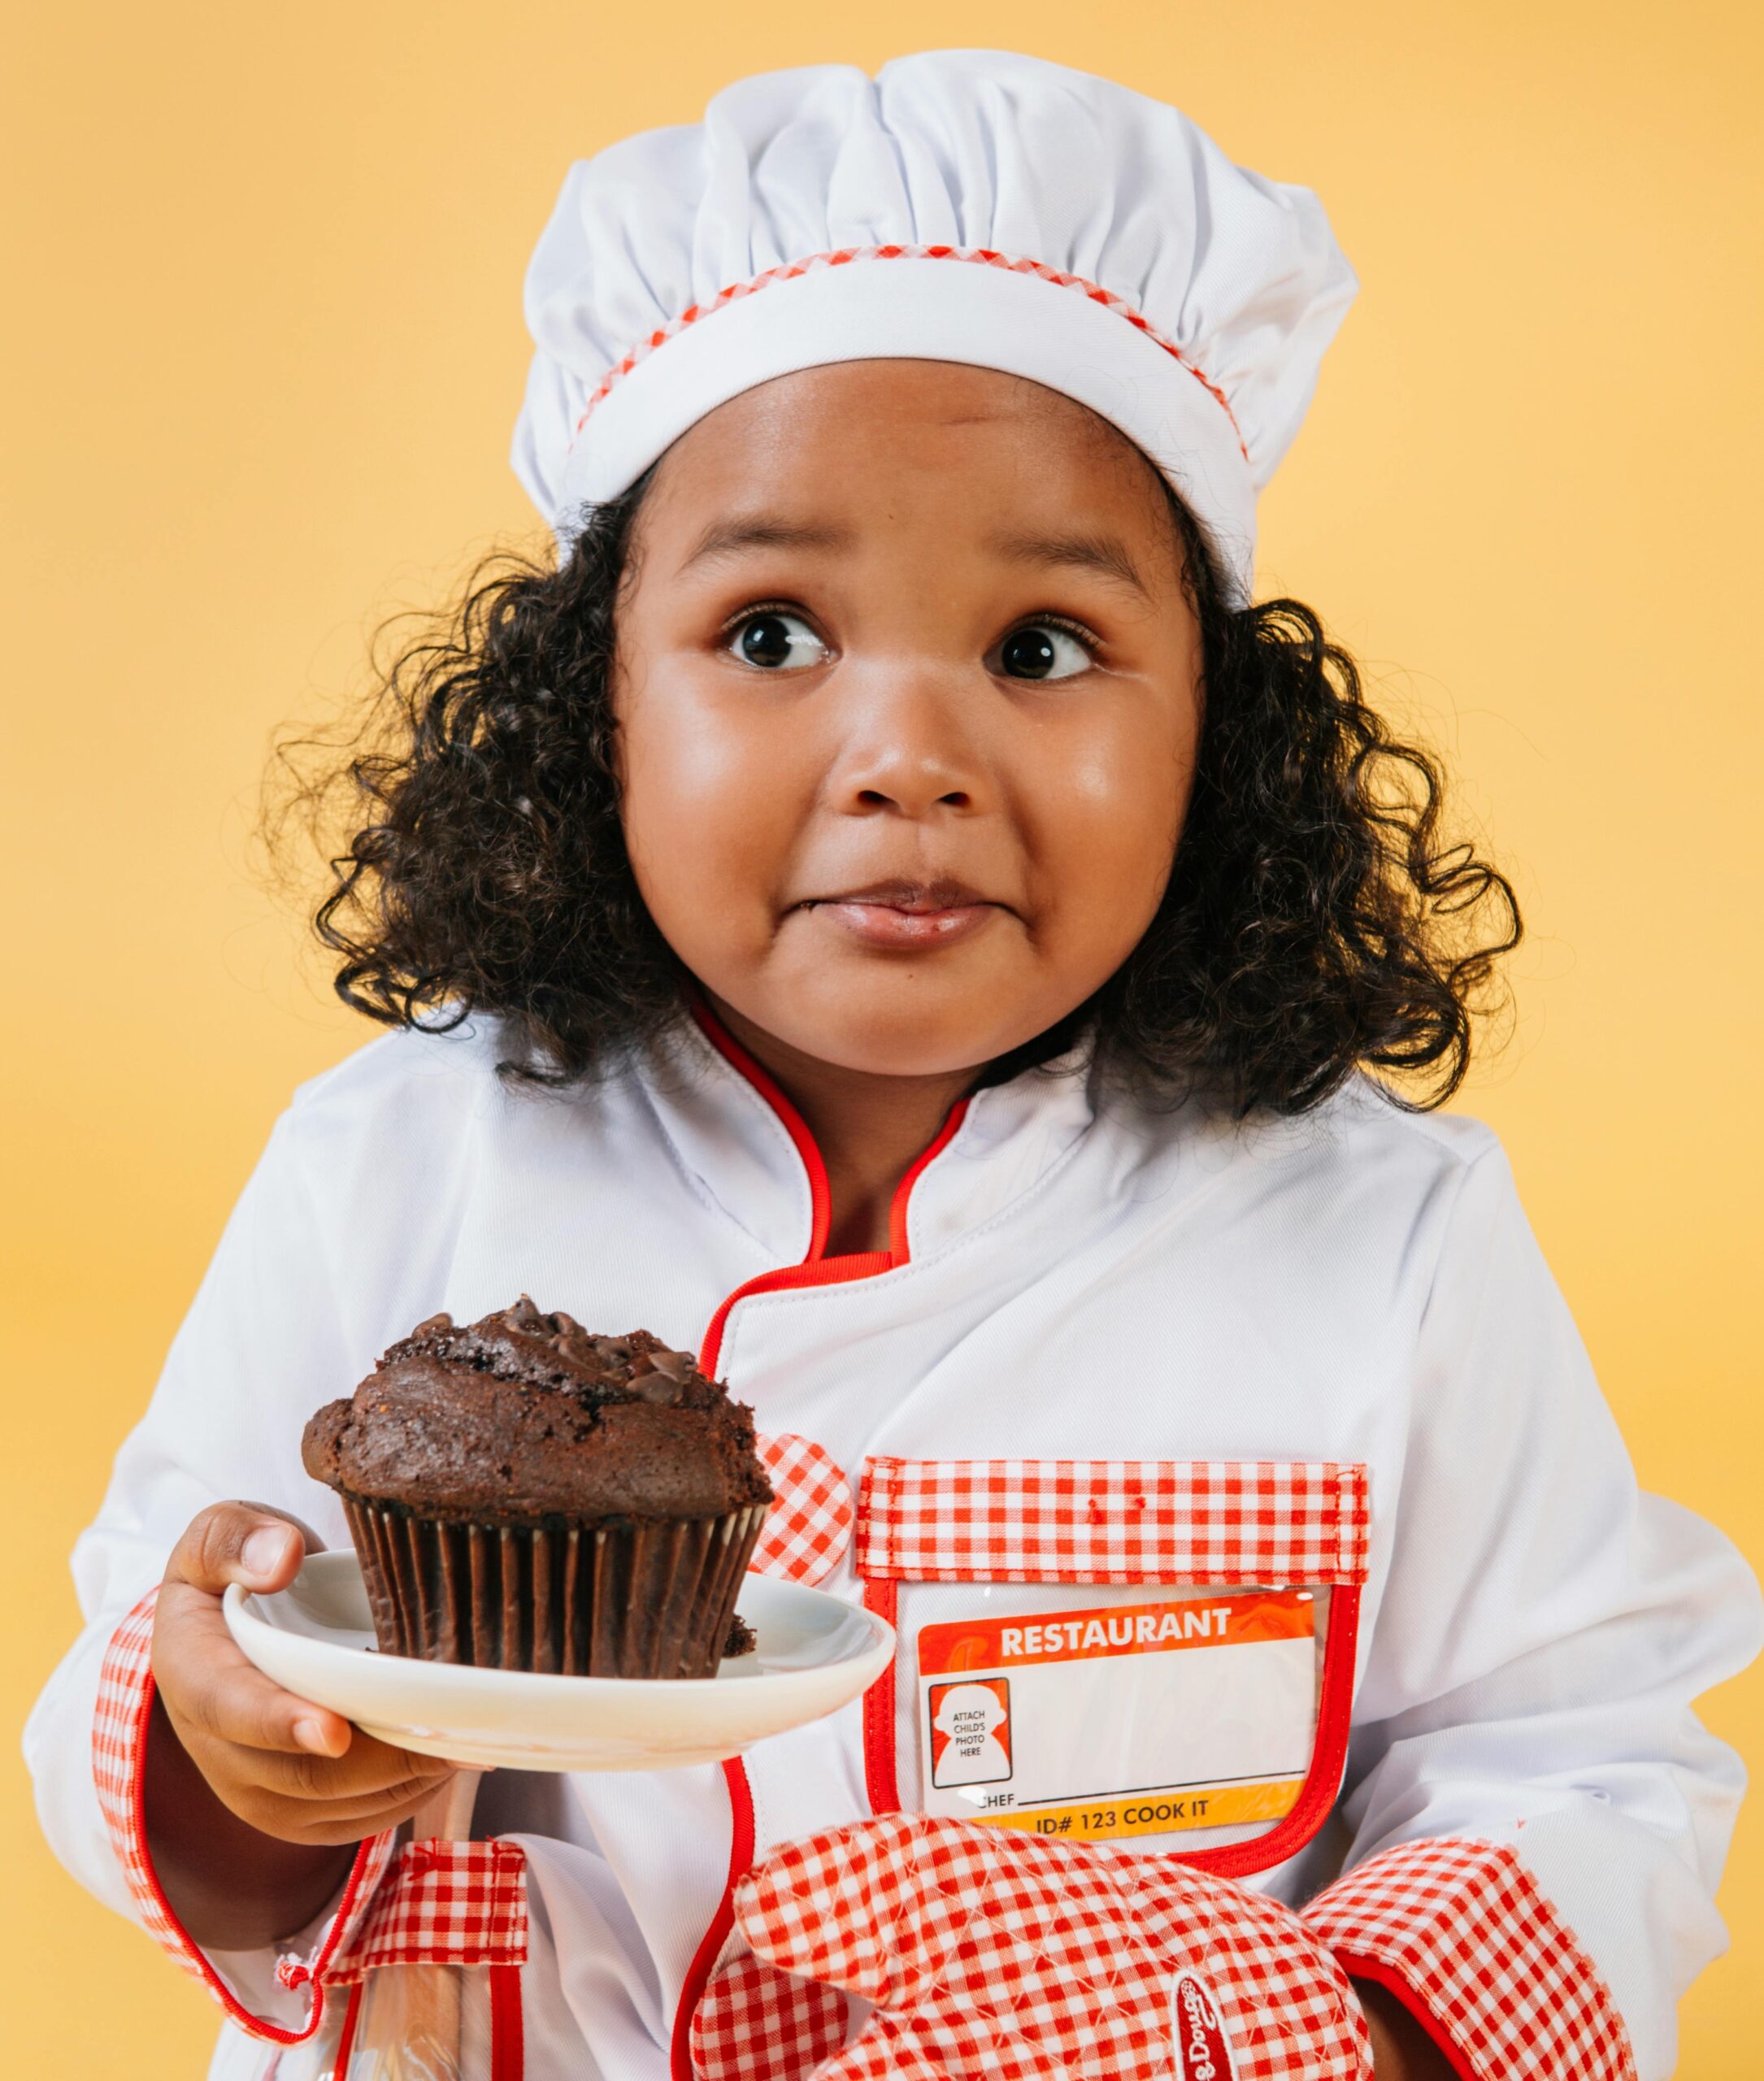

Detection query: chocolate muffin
xmin=302 ymin=1298 xmax=771 ymax=1678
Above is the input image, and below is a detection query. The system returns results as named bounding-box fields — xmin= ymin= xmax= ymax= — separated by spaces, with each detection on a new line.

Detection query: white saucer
xmin=224 ymin=1552 xmax=894 ymax=1773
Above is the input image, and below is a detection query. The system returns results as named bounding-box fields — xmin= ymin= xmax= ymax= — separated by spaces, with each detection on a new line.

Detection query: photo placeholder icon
xmin=929 ymin=1677 xmax=1012 ymax=1788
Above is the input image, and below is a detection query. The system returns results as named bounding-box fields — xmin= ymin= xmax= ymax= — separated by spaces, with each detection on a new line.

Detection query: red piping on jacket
xmin=332 ymin=1982 xmax=365 ymax=2073
xmin=669 ymin=997 xmax=969 ymax=2081
xmin=124 ymin=1676 xmax=385 ymax=2045
xmin=325 ymin=1943 xmax=524 ymax=2077
xmin=490 ymin=1961 xmax=526 ymax=2081
xmin=861 ymin=1578 xmax=903 ymax=1813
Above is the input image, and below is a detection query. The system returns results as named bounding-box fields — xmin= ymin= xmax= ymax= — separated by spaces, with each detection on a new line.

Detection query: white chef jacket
xmin=25 ymin=1007 xmax=1761 ymax=2081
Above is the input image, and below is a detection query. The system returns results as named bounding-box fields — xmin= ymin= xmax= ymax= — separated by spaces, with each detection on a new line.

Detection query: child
xmin=28 ymin=48 xmax=1760 ymax=2081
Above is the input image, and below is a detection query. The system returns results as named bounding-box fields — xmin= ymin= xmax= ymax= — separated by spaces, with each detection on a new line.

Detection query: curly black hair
xmin=273 ymin=476 xmax=1519 ymax=1115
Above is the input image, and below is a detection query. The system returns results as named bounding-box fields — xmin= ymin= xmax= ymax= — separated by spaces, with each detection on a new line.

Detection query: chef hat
xmin=511 ymin=50 xmax=1356 ymax=606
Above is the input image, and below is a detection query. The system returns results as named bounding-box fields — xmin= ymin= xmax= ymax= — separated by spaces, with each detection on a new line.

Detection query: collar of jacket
xmin=631 ymin=1001 xmax=1102 ymax=1272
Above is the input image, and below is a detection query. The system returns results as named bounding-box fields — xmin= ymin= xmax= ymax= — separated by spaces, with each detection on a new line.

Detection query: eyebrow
xmin=679 ymin=515 xmax=854 ymax=572
xmin=988 ymin=528 xmax=1152 ymax=602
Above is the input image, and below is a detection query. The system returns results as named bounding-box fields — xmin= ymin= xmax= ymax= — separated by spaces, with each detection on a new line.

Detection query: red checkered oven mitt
xmin=693 ymin=1814 xmax=1371 ymax=2081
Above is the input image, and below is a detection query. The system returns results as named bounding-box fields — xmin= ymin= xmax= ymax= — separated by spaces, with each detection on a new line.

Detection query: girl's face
xmin=613 ymin=359 xmax=1204 ymax=1078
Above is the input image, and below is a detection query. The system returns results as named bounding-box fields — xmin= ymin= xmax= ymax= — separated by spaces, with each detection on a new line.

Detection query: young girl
xmin=28 ymin=48 xmax=1759 ymax=2081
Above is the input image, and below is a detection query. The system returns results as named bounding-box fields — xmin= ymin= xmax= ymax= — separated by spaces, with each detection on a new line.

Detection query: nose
xmin=824 ymin=661 xmax=991 ymax=819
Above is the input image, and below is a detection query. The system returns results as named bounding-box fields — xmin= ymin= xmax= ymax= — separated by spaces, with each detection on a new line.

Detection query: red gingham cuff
xmin=1301 ymin=1836 xmax=1638 ymax=2081
xmin=92 ymin=1587 xmax=397 ymax=2044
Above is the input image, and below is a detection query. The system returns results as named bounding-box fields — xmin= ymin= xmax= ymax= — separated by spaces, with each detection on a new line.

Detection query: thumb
xmin=164 ymin=1501 xmax=322 ymax=1597
xmin=735 ymin=1816 xmax=973 ymax=2010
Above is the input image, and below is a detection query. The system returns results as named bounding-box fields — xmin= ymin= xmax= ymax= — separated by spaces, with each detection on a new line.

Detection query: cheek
xmin=615 ymin=667 xmax=809 ymax=962
xmin=1028 ymin=705 xmax=1197 ymax=934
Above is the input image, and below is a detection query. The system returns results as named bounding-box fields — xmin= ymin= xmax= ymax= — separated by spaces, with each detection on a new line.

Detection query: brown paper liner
xmin=341 ymin=1497 xmax=767 ymax=1679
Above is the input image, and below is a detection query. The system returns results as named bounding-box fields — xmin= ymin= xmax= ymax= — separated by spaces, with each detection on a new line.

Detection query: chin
xmin=773 ymin=979 xmax=1045 ymax=1080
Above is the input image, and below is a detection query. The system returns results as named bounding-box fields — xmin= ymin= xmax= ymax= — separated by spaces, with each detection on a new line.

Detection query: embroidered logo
xmin=1171 ymin=1973 xmax=1238 ymax=2081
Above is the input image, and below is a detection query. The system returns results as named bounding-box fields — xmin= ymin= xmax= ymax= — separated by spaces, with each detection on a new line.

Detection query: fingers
xmin=155 ymin=1573 xmax=452 ymax=1784
xmin=156 ymin=1501 xmax=356 ymax=1757
xmin=234 ymin=1769 xmax=466 ymax=1849
xmin=263 ymin=1772 xmax=445 ymax=1821
xmin=151 ymin=1501 xmax=481 ymax=1853
xmin=166 ymin=1500 xmax=317 ymax=1599
xmin=250 ymin=1728 xmax=455 ymax=1804
xmin=153 ymin=1575 xmax=353 ymax=1757
xmin=261 ymin=1775 xmax=461 ymax=1841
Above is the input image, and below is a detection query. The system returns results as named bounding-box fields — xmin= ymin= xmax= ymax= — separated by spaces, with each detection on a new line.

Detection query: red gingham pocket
xmin=853 ymin=1459 xmax=1371 ymax=1873
xmin=316 ymin=1838 xmax=528 ymax=1983
xmin=752 ymin=1433 xmax=854 ymax=1586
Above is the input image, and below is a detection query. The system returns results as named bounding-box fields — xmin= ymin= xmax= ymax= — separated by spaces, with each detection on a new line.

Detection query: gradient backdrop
xmin=5 ymin=4 xmax=1760 ymax=2072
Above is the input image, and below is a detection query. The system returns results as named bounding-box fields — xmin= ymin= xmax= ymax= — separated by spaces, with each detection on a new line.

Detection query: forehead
xmin=639 ymin=360 xmax=1175 ymax=549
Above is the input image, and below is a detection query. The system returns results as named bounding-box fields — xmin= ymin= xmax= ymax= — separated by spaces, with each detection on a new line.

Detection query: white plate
xmin=224 ymin=1552 xmax=894 ymax=1773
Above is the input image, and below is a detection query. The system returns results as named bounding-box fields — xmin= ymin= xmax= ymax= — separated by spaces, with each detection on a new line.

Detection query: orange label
xmin=919 ymin=1588 xmax=1314 ymax=1677
xmin=978 ymin=1776 xmax=1305 ymax=1841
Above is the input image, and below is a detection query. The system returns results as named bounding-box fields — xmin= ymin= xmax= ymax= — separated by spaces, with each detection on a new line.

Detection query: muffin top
xmin=302 ymin=1297 xmax=773 ymax=1524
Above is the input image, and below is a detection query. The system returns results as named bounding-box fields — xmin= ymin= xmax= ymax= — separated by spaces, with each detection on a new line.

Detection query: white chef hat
xmin=511 ymin=50 xmax=1356 ymax=606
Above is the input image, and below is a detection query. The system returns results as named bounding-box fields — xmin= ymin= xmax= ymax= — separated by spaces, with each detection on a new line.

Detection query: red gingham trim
xmin=570 ymin=245 xmax=1248 ymax=463
xmin=1303 ymin=1837 xmax=1638 ymax=2081
xmin=93 ymin=1588 xmax=395 ymax=2043
xmin=691 ymin=1948 xmax=847 ymax=2081
xmin=319 ymin=1838 xmax=528 ymax=1982
xmin=858 ymin=1458 xmax=1370 ymax=1584
xmin=674 ymin=1757 xmax=756 ymax=2081
xmin=750 ymin=1433 xmax=853 ymax=1587
xmin=732 ymin=1813 xmax=1370 ymax=2081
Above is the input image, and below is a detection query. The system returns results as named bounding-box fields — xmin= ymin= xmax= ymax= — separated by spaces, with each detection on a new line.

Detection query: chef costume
xmin=27 ymin=49 xmax=1761 ymax=2081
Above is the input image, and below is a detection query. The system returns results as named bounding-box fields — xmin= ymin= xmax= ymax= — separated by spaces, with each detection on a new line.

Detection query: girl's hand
xmin=1356 ymin=1981 xmax=1453 ymax=2079
xmin=145 ymin=1501 xmax=457 ymax=1945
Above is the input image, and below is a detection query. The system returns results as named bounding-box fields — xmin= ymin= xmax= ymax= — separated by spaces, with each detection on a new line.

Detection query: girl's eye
xmin=728 ymin=610 xmax=828 ymax=671
xmin=995 ymin=622 xmax=1094 ymax=681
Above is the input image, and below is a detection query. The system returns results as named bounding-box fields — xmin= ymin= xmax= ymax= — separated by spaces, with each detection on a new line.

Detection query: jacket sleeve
xmin=22 ymin=1109 xmax=397 ymax=2044
xmin=1297 ymin=1140 xmax=1762 ymax=2081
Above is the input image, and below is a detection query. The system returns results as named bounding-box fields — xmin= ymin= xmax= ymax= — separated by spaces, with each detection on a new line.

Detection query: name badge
xmin=916 ymin=1587 xmax=1316 ymax=1843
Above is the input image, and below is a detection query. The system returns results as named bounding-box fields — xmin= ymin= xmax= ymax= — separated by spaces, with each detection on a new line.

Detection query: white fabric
xmin=24 ymin=1016 xmax=1760 ymax=2080
xmin=510 ymin=50 xmax=1358 ymax=603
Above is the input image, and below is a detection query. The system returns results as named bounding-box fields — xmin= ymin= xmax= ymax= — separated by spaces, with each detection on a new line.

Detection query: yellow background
xmin=4 ymin=2 xmax=1760 ymax=2070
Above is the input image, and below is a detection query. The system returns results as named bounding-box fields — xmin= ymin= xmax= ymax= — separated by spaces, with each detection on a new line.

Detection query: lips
xmin=797 ymin=876 xmax=1003 ymax=951
xmin=809 ymin=876 xmax=991 ymax=912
